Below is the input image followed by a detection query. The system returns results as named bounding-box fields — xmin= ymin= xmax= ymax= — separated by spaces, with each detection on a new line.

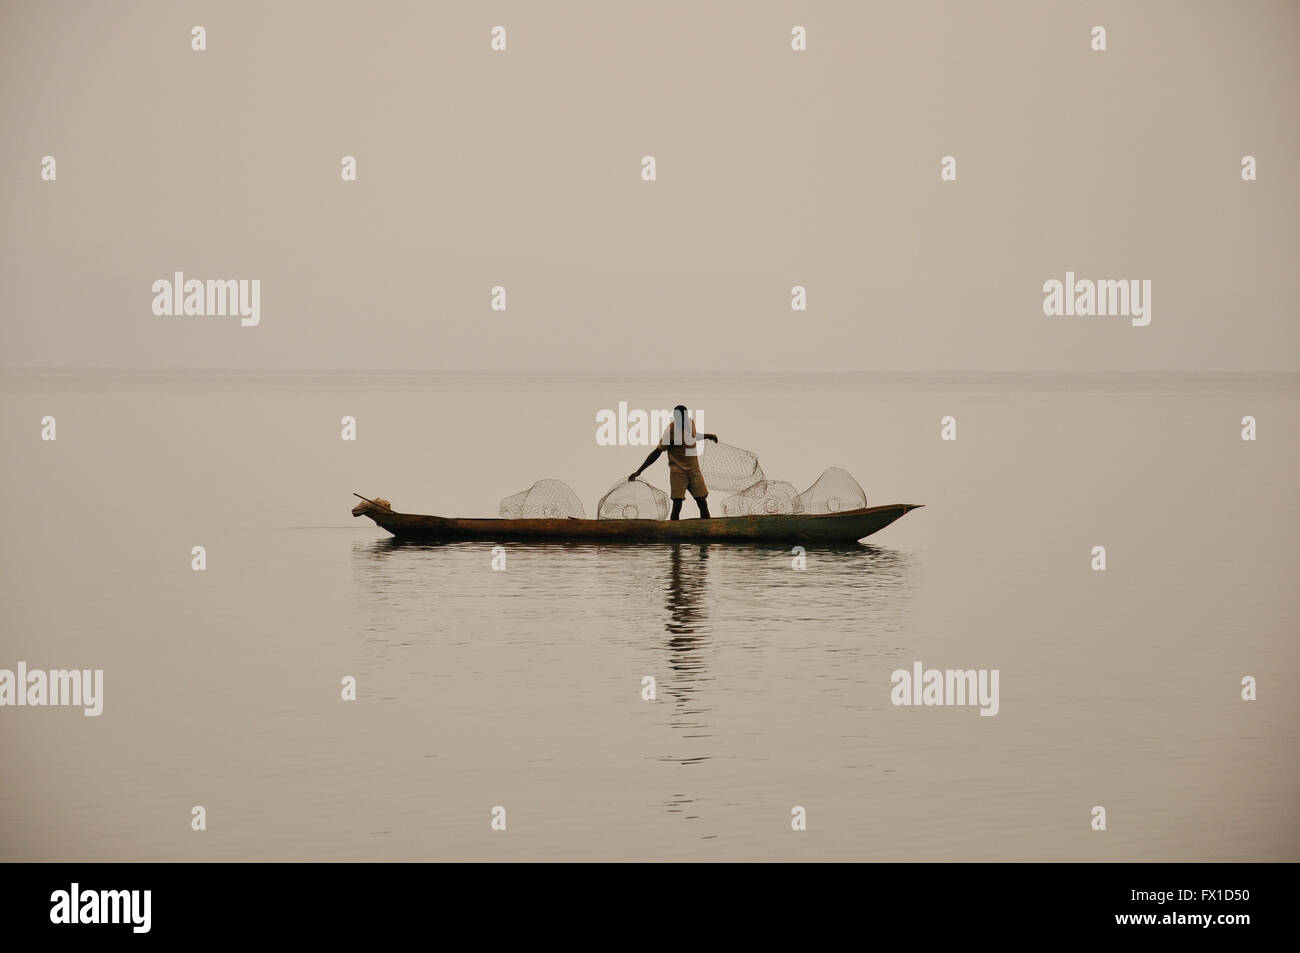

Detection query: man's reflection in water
xmin=665 ymin=542 xmax=709 ymax=638
xmin=660 ymin=543 xmax=712 ymax=770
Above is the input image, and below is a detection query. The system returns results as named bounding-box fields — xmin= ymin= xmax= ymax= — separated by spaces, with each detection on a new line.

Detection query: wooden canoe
xmin=351 ymin=498 xmax=922 ymax=543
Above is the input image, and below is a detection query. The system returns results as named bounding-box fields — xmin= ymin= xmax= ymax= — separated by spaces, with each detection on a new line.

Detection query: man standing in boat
xmin=628 ymin=405 xmax=718 ymax=520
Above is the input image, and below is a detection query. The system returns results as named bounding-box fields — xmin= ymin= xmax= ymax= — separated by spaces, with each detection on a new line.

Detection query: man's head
xmin=671 ymin=405 xmax=694 ymax=447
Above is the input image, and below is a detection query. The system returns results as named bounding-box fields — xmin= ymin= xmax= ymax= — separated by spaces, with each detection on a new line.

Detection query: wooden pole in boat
xmin=352 ymin=492 xmax=382 ymax=506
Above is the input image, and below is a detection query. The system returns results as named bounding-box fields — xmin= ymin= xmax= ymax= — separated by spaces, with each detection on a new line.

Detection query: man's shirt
xmin=659 ymin=417 xmax=702 ymax=475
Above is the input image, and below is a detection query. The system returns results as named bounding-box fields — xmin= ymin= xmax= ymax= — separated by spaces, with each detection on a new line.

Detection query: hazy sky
xmin=2 ymin=0 xmax=1297 ymax=372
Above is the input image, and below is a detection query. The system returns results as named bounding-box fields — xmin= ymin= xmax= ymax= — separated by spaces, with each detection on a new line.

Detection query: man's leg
xmin=669 ymin=470 xmax=687 ymax=519
xmin=688 ymin=472 xmax=710 ymax=519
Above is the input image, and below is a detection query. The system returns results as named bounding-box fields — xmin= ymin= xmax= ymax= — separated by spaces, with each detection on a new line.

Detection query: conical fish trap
xmin=698 ymin=441 xmax=765 ymax=492
xmin=597 ymin=479 xmax=670 ymax=520
xmin=720 ymin=480 xmax=799 ymax=516
xmin=498 ymin=479 xmax=586 ymax=519
xmin=793 ymin=467 xmax=867 ymax=514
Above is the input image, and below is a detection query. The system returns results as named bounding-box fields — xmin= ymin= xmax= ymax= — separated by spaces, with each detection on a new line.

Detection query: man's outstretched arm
xmin=629 ymin=447 xmax=664 ymax=481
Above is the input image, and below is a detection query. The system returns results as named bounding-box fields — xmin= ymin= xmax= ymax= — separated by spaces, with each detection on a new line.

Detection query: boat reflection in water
xmin=350 ymin=536 xmax=914 ymax=836
xmin=649 ymin=542 xmax=913 ymax=830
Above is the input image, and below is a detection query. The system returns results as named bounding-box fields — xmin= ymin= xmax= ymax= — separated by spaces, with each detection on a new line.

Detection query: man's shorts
xmin=670 ymin=469 xmax=708 ymax=500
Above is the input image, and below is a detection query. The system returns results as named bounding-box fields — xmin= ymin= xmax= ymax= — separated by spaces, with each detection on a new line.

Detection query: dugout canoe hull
xmin=351 ymin=501 xmax=922 ymax=543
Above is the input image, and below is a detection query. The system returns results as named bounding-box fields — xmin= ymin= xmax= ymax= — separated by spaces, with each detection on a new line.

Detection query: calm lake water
xmin=1 ymin=370 xmax=1296 ymax=861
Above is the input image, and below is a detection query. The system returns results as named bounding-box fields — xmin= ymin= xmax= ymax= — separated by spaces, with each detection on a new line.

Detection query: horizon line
xmin=3 ymin=367 xmax=1299 ymax=378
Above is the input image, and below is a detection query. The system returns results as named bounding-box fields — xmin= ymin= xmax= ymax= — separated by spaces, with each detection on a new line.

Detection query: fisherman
xmin=628 ymin=405 xmax=719 ymax=520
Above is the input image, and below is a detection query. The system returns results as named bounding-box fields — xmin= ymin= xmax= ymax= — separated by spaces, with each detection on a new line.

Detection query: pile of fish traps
xmin=706 ymin=444 xmax=868 ymax=517
xmin=500 ymin=446 xmax=867 ymax=522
